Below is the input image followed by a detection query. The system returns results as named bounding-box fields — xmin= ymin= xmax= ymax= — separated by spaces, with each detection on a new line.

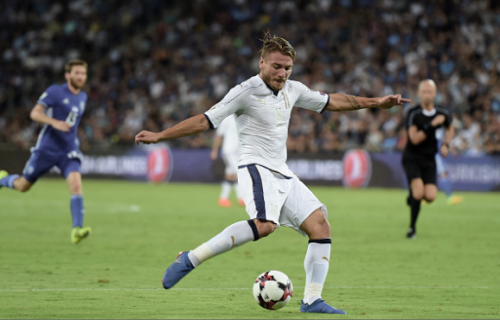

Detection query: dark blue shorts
xmin=23 ymin=151 xmax=81 ymax=183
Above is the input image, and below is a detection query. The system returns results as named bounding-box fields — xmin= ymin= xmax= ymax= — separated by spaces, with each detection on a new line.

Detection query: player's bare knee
xmin=425 ymin=194 xmax=436 ymax=203
xmin=316 ymin=214 xmax=331 ymax=235
xmin=18 ymin=184 xmax=31 ymax=192
xmin=255 ymin=220 xmax=276 ymax=238
xmin=313 ymin=221 xmax=331 ymax=239
xmin=67 ymin=178 xmax=82 ymax=194
xmin=70 ymin=185 xmax=82 ymax=194
xmin=15 ymin=179 xmax=32 ymax=193
xmin=412 ymin=190 xmax=424 ymax=200
xmin=301 ymin=209 xmax=331 ymax=239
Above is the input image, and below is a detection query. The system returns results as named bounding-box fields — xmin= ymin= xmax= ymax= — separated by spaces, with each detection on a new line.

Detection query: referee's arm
xmin=443 ymin=125 xmax=454 ymax=147
xmin=408 ymin=125 xmax=426 ymax=145
xmin=408 ymin=114 xmax=447 ymax=145
xmin=440 ymin=125 xmax=455 ymax=157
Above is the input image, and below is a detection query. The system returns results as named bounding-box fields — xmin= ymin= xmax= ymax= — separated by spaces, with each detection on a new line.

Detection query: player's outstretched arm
xmin=135 ymin=114 xmax=210 ymax=145
xmin=325 ymin=94 xmax=410 ymax=112
xmin=30 ymin=104 xmax=71 ymax=132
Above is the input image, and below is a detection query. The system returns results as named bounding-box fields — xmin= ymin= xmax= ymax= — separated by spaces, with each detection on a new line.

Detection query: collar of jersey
xmin=254 ymin=75 xmax=284 ymax=97
xmin=422 ymin=108 xmax=436 ymax=116
xmin=63 ymin=83 xmax=81 ymax=96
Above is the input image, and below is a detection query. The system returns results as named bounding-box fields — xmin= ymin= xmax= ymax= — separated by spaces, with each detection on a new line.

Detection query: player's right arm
xmin=34 ymin=87 xmax=71 ymax=132
xmin=30 ymin=104 xmax=71 ymax=132
xmin=135 ymin=114 xmax=210 ymax=145
xmin=136 ymin=83 xmax=246 ymax=145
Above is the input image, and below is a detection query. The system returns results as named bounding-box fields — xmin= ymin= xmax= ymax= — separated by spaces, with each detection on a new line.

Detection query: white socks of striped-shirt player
xmin=302 ymin=240 xmax=331 ymax=305
xmin=188 ymin=220 xmax=255 ymax=267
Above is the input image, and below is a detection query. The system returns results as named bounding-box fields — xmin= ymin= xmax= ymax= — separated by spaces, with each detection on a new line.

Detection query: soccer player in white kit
xmin=210 ymin=115 xmax=244 ymax=207
xmin=135 ymin=33 xmax=410 ymax=314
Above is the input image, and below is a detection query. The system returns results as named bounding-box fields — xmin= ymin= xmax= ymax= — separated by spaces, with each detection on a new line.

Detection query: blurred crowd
xmin=1 ymin=0 xmax=500 ymax=156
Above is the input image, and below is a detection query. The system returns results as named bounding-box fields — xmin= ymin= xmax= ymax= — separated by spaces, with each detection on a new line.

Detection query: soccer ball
xmin=253 ymin=270 xmax=293 ymax=310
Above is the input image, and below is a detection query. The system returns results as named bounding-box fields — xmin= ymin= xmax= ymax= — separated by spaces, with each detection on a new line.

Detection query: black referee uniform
xmin=403 ymin=104 xmax=451 ymax=185
xmin=402 ymin=104 xmax=451 ymax=238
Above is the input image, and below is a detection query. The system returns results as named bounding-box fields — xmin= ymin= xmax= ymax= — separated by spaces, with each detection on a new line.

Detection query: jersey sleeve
xmin=292 ymin=81 xmax=330 ymax=113
xmin=404 ymin=108 xmax=418 ymax=130
xmin=204 ymin=84 xmax=248 ymax=129
xmin=37 ymin=85 xmax=57 ymax=108
xmin=443 ymin=111 xmax=452 ymax=128
xmin=80 ymin=92 xmax=88 ymax=114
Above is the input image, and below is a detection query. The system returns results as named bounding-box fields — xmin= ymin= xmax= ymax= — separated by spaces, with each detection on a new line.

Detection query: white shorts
xmin=223 ymin=152 xmax=239 ymax=175
xmin=237 ymin=164 xmax=327 ymax=236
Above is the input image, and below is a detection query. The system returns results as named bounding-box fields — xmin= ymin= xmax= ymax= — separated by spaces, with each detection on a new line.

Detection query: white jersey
xmin=216 ymin=115 xmax=239 ymax=155
xmin=205 ymin=75 xmax=329 ymax=176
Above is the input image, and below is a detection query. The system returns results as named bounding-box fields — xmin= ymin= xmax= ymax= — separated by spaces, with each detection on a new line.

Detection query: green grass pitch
xmin=0 ymin=179 xmax=499 ymax=319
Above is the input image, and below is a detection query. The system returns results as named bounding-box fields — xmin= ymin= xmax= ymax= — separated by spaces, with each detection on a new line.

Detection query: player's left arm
xmin=30 ymin=104 xmax=71 ymax=132
xmin=135 ymin=114 xmax=210 ymax=145
xmin=325 ymin=94 xmax=410 ymax=112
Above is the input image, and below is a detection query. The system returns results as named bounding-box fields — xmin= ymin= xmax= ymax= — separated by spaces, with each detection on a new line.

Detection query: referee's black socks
xmin=406 ymin=189 xmax=412 ymax=206
xmin=409 ymin=197 xmax=421 ymax=230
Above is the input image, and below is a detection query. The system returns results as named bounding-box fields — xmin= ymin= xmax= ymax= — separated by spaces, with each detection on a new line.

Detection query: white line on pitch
xmin=0 ymin=285 xmax=491 ymax=292
xmin=1 ymin=199 xmax=141 ymax=213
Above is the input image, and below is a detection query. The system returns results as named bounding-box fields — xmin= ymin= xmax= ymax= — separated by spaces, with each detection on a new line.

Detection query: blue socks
xmin=0 ymin=174 xmax=20 ymax=188
xmin=70 ymin=195 xmax=85 ymax=228
xmin=1 ymin=176 xmax=85 ymax=228
xmin=438 ymin=176 xmax=452 ymax=198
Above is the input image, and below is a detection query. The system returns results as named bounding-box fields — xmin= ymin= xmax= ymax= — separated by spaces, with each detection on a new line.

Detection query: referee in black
xmin=402 ymin=79 xmax=454 ymax=239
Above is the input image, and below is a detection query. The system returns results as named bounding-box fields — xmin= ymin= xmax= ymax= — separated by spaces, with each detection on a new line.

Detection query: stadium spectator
xmin=1 ymin=0 xmax=500 ymax=156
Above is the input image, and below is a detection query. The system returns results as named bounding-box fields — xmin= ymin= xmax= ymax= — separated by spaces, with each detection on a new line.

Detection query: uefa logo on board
xmin=342 ymin=149 xmax=372 ymax=188
xmin=147 ymin=147 xmax=173 ymax=183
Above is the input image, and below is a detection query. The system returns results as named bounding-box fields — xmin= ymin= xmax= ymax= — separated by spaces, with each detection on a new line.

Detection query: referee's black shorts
xmin=402 ymin=155 xmax=437 ymax=185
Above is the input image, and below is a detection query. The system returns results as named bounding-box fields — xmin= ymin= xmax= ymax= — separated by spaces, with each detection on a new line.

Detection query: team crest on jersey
xmin=63 ymin=98 xmax=70 ymax=104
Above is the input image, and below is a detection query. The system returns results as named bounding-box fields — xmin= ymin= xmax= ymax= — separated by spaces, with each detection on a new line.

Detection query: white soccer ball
xmin=253 ymin=270 xmax=293 ymax=310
